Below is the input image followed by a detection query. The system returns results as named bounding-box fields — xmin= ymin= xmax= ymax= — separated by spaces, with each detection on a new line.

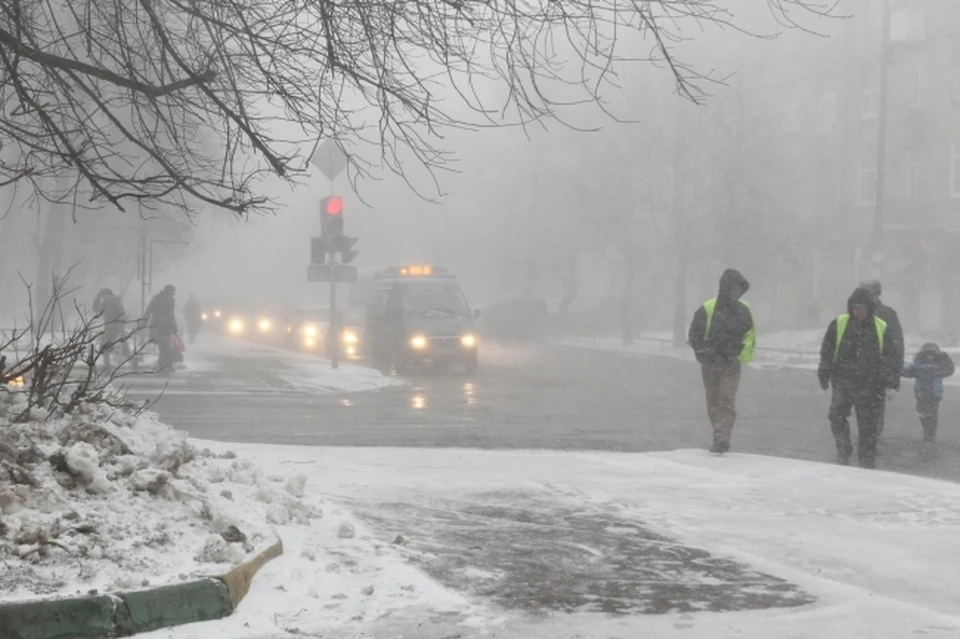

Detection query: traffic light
xmin=315 ymin=195 xmax=359 ymax=265
xmin=320 ymin=195 xmax=344 ymax=239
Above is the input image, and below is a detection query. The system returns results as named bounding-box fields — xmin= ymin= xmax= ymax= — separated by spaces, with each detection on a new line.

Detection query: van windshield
xmin=400 ymin=283 xmax=470 ymax=316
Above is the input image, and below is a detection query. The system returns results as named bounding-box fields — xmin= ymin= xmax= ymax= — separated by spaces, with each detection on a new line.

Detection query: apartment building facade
xmin=739 ymin=0 xmax=960 ymax=333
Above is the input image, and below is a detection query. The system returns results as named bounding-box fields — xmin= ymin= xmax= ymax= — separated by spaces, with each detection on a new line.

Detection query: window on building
xmin=951 ymin=143 xmax=960 ymax=199
xmin=858 ymin=162 xmax=877 ymax=206
xmin=820 ymin=93 xmax=837 ymax=126
xmin=861 ymin=87 xmax=880 ymax=118
xmin=906 ymin=157 xmax=921 ymax=199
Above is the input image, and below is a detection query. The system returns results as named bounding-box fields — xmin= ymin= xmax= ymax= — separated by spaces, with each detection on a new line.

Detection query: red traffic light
xmin=326 ymin=196 xmax=343 ymax=215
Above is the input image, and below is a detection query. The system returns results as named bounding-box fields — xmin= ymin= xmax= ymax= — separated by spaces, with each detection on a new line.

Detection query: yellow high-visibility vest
xmin=833 ymin=313 xmax=887 ymax=362
xmin=703 ymin=297 xmax=756 ymax=364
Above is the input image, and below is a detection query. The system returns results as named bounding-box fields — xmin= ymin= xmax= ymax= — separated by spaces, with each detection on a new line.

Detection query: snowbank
xmin=0 ymin=393 xmax=330 ymax=601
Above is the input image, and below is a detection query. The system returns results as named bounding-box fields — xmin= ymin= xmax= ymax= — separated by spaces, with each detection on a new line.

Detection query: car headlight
xmin=303 ymin=325 xmax=317 ymax=338
xmin=410 ymin=335 xmax=428 ymax=350
xmin=461 ymin=334 xmax=477 ymax=348
xmin=228 ymin=318 xmax=244 ymax=334
xmin=214 ymin=310 xmax=221 ymax=318
xmin=201 ymin=312 xmax=208 ymax=321
xmin=258 ymin=318 xmax=272 ymax=332
xmin=343 ymin=330 xmax=358 ymax=344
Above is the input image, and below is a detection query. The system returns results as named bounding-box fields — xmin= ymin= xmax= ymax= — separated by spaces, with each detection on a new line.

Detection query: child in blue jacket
xmin=902 ymin=342 xmax=955 ymax=444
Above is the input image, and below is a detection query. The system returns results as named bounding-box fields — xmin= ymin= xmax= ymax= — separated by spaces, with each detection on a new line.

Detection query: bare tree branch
xmin=0 ymin=0 xmax=834 ymax=214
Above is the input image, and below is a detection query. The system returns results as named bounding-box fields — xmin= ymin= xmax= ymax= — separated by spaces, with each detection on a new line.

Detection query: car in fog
xmin=366 ymin=265 xmax=479 ymax=374
xmin=284 ymin=306 xmax=365 ymax=361
xmin=284 ymin=306 xmax=332 ymax=351
xmin=205 ymin=297 xmax=244 ymax=333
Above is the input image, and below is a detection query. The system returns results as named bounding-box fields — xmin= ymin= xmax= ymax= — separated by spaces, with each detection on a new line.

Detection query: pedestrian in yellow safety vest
xmin=688 ymin=269 xmax=756 ymax=454
xmin=817 ymin=287 xmax=900 ymax=468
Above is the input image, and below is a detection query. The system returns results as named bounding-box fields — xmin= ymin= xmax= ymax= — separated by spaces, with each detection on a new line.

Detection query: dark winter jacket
xmin=818 ymin=287 xmax=899 ymax=393
xmin=874 ymin=300 xmax=904 ymax=389
xmin=688 ymin=269 xmax=753 ymax=365
xmin=101 ymin=294 xmax=127 ymax=341
xmin=145 ymin=291 xmax=178 ymax=340
xmin=902 ymin=342 xmax=955 ymax=401
xmin=184 ymin=297 xmax=202 ymax=325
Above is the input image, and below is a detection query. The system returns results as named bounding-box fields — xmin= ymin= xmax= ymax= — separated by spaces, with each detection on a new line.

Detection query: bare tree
xmin=0 ymin=0 xmax=833 ymax=215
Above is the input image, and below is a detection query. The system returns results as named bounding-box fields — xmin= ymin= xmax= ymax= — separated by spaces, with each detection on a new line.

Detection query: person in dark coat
xmin=902 ymin=342 xmax=955 ymax=452
xmin=818 ymin=287 xmax=900 ymax=468
xmin=860 ymin=280 xmax=904 ymax=434
xmin=688 ymin=269 xmax=756 ymax=454
xmin=144 ymin=284 xmax=179 ymax=375
xmin=94 ymin=288 xmax=129 ymax=368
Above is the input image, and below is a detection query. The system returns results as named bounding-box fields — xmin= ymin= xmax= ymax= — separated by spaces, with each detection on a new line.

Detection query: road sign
xmin=307 ymin=264 xmax=358 ymax=283
xmin=310 ymin=140 xmax=348 ymax=182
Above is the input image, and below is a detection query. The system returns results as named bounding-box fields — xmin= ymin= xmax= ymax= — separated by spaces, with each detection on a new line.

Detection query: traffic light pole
xmin=329 ymin=257 xmax=339 ymax=369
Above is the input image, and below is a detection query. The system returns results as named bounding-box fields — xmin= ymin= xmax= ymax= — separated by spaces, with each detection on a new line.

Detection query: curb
xmin=0 ymin=539 xmax=283 ymax=639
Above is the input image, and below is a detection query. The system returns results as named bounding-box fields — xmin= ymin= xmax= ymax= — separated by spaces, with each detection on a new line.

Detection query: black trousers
xmin=917 ymin=398 xmax=941 ymax=443
xmin=829 ymin=385 xmax=883 ymax=469
xmin=156 ymin=336 xmax=175 ymax=374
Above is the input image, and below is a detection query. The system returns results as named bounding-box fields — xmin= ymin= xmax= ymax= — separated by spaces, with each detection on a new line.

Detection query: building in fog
xmin=741 ymin=0 xmax=960 ymax=335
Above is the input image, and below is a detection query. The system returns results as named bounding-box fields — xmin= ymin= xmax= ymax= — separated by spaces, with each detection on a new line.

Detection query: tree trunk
xmin=34 ymin=202 xmax=68 ymax=333
xmin=620 ymin=221 xmax=636 ymax=346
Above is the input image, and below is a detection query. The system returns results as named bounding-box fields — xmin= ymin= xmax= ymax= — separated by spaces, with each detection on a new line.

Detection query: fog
xmin=1 ymin=0 xmax=947 ymax=337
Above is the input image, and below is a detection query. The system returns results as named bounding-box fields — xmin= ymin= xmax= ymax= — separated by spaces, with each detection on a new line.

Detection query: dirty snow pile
xmin=0 ymin=391 xmax=324 ymax=601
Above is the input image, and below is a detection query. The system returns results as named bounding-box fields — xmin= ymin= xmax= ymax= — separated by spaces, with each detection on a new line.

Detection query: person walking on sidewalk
xmin=688 ymin=269 xmax=756 ymax=454
xmin=818 ymin=287 xmax=900 ymax=468
xmin=902 ymin=342 xmax=955 ymax=460
xmin=860 ymin=280 xmax=904 ymax=434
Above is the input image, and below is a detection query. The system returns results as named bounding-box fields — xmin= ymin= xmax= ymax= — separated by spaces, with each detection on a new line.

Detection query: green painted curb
xmin=0 ymin=539 xmax=282 ymax=639
xmin=116 ymin=579 xmax=233 ymax=635
xmin=0 ymin=594 xmax=116 ymax=639
xmin=0 ymin=579 xmax=232 ymax=639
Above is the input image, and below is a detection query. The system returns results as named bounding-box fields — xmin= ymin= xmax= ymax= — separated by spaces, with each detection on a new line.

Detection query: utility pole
xmin=871 ymin=0 xmax=892 ymax=279
xmin=672 ymin=107 xmax=689 ymax=348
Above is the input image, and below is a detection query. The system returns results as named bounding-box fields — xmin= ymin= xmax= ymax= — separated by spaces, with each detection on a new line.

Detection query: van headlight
xmin=461 ymin=334 xmax=477 ymax=348
xmin=410 ymin=335 xmax=428 ymax=350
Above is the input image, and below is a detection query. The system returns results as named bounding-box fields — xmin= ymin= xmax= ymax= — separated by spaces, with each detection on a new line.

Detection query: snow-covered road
xmin=121 ymin=334 xmax=402 ymax=397
xmin=146 ymin=443 xmax=960 ymax=639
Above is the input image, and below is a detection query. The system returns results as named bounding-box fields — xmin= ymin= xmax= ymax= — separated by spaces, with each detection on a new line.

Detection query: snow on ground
xmin=180 ymin=334 xmax=403 ymax=393
xmin=555 ymin=330 xmax=959 ymax=377
xmin=147 ymin=443 xmax=960 ymax=638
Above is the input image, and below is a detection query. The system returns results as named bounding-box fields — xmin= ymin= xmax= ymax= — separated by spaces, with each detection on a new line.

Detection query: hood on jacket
xmin=847 ymin=287 xmax=876 ymax=317
xmin=860 ymin=280 xmax=882 ymax=299
xmin=916 ymin=342 xmax=942 ymax=362
xmin=718 ymin=269 xmax=750 ymax=300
